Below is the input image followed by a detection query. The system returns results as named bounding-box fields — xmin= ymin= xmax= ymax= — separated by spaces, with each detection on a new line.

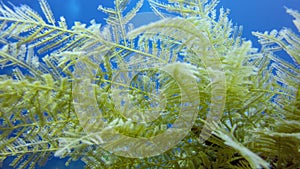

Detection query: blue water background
xmin=2 ymin=0 xmax=300 ymax=168
xmin=7 ymin=0 xmax=300 ymax=47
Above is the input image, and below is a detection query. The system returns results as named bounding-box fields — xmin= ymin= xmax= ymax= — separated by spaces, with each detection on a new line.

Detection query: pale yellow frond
xmin=38 ymin=0 xmax=55 ymax=25
xmin=286 ymin=7 xmax=300 ymax=32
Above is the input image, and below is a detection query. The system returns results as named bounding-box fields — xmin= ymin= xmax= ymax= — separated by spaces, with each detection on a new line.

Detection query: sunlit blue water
xmin=7 ymin=0 xmax=300 ymax=62
xmin=2 ymin=0 xmax=300 ymax=168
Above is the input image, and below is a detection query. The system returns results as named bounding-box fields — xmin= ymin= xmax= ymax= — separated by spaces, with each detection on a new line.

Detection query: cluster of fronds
xmin=0 ymin=0 xmax=299 ymax=169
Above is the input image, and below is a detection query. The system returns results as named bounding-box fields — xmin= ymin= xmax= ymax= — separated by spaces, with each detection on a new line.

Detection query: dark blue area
xmin=2 ymin=0 xmax=300 ymax=168
xmin=7 ymin=0 xmax=300 ymax=41
xmin=2 ymin=156 xmax=85 ymax=169
xmin=218 ymin=0 xmax=300 ymax=50
xmin=218 ymin=0 xmax=300 ymax=66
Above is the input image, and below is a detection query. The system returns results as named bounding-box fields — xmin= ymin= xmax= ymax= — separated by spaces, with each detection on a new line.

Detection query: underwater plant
xmin=0 ymin=0 xmax=299 ymax=168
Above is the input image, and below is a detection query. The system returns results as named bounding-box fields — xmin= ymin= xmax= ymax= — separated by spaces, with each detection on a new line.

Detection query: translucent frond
xmin=286 ymin=7 xmax=300 ymax=32
xmin=0 ymin=0 xmax=300 ymax=169
xmin=123 ymin=0 xmax=144 ymax=25
xmin=149 ymin=0 xmax=219 ymax=18
xmin=253 ymin=8 xmax=300 ymax=64
xmin=213 ymin=127 xmax=270 ymax=169
xmin=0 ymin=2 xmax=105 ymax=57
xmin=38 ymin=0 xmax=55 ymax=25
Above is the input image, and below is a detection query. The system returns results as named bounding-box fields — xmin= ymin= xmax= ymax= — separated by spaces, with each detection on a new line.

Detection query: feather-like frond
xmin=0 ymin=0 xmax=299 ymax=169
xmin=38 ymin=0 xmax=55 ymax=25
xmin=286 ymin=7 xmax=300 ymax=32
xmin=0 ymin=2 xmax=107 ymax=58
xmin=253 ymin=8 xmax=300 ymax=64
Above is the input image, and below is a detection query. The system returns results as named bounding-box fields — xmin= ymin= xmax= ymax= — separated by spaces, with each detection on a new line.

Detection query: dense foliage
xmin=0 ymin=0 xmax=299 ymax=168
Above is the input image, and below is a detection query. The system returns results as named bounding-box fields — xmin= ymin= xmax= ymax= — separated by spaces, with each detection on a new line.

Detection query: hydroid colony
xmin=0 ymin=0 xmax=299 ymax=168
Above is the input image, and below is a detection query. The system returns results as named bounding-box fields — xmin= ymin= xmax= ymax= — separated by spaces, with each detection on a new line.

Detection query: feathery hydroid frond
xmin=0 ymin=0 xmax=299 ymax=169
xmin=286 ymin=7 xmax=300 ymax=32
xmin=38 ymin=0 xmax=55 ymax=25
